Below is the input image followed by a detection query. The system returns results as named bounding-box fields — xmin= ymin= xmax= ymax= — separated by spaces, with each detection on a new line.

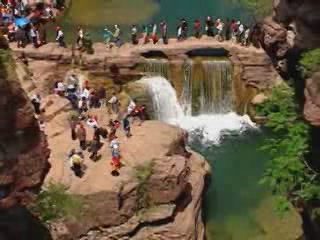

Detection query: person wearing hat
xmin=56 ymin=26 xmax=66 ymax=47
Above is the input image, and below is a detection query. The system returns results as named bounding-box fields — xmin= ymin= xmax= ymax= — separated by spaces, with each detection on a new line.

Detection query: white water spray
xmin=141 ymin=76 xmax=256 ymax=144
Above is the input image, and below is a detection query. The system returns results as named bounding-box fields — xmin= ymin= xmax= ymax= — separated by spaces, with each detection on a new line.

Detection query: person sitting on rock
xmin=68 ymin=149 xmax=84 ymax=177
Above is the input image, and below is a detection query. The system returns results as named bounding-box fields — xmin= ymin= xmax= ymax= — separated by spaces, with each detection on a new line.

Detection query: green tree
xmin=29 ymin=183 xmax=83 ymax=222
xmin=240 ymin=0 xmax=273 ymax=18
xmin=300 ymin=48 xmax=320 ymax=72
xmin=256 ymin=83 xmax=320 ymax=213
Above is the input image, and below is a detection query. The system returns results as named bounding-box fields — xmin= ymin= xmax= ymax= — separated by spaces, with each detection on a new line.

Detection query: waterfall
xmin=143 ymin=59 xmax=169 ymax=79
xmin=141 ymin=76 xmax=256 ymax=144
xmin=140 ymin=76 xmax=184 ymax=122
xmin=181 ymin=60 xmax=193 ymax=116
xmin=200 ymin=60 xmax=233 ymax=113
xmin=180 ymin=59 xmax=233 ymax=115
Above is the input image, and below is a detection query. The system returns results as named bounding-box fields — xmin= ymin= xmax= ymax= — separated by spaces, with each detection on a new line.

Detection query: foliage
xmin=134 ymin=160 xmax=155 ymax=210
xmin=300 ymin=48 xmax=320 ymax=72
xmin=240 ymin=0 xmax=273 ymax=18
xmin=256 ymin=83 xmax=320 ymax=213
xmin=82 ymin=33 xmax=94 ymax=54
xmin=0 ymin=49 xmax=16 ymax=81
xmin=30 ymin=183 xmax=82 ymax=222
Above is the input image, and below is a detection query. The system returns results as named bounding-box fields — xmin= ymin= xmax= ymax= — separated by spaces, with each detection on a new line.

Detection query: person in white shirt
xmin=76 ymin=25 xmax=84 ymax=48
xmin=108 ymin=92 xmax=119 ymax=113
xmin=81 ymin=87 xmax=90 ymax=99
xmin=56 ymin=26 xmax=66 ymax=47
xmin=127 ymin=100 xmax=136 ymax=115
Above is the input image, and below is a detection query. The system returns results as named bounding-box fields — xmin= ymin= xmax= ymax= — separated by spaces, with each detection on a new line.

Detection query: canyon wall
xmin=0 ymin=47 xmax=51 ymax=239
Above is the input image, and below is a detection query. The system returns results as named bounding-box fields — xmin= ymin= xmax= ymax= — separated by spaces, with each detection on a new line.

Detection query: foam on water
xmin=141 ymin=76 xmax=257 ymax=145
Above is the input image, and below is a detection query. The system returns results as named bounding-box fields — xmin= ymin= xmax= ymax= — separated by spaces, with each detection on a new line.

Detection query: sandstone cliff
xmin=0 ymin=48 xmax=51 ymax=239
xmin=260 ymin=0 xmax=320 ymax=127
xmin=43 ymin=102 xmax=210 ymax=239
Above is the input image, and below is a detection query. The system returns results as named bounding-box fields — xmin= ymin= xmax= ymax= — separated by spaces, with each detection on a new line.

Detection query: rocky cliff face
xmin=0 ymin=49 xmax=51 ymax=239
xmin=44 ymin=105 xmax=210 ymax=240
xmin=260 ymin=1 xmax=320 ymax=237
xmin=260 ymin=0 xmax=320 ymax=126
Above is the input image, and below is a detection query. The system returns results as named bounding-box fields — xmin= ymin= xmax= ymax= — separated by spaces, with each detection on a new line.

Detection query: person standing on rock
xmin=76 ymin=25 xmax=84 ymax=49
xmin=112 ymin=25 xmax=121 ymax=48
xmin=130 ymin=25 xmax=138 ymax=45
xmin=224 ymin=18 xmax=231 ymax=41
xmin=30 ymin=26 xmax=38 ymax=48
xmin=76 ymin=123 xmax=87 ymax=150
xmin=205 ymin=16 xmax=214 ymax=37
xmin=193 ymin=19 xmax=201 ymax=39
xmin=123 ymin=116 xmax=132 ymax=138
xmin=151 ymin=23 xmax=158 ymax=44
xmin=31 ymin=94 xmax=41 ymax=115
xmin=108 ymin=92 xmax=119 ymax=114
xmin=56 ymin=26 xmax=66 ymax=48
xmin=89 ymin=134 xmax=99 ymax=161
xmin=159 ymin=20 xmax=168 ymax=44
xmin=70 ymin=117 xmax=77 ymax=140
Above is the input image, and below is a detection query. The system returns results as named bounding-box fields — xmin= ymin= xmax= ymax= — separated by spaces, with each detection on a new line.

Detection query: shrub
xmin=134 ymin=160 xmax=155 ymax=210
xmin=256 ymin=83 xmax=320 ymax=213
xmin=240 ymin=0 xmax=273 ymax=18
xmin=300 ymin=48 xmax=320 ymax=72
xmin=30 ymin=183 xmax=82 ymax=222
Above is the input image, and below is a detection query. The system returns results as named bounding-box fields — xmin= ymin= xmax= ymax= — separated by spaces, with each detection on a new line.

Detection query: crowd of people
xmin=1 ymin=0 xmax=259 ymax=50
xmin=32 ymin=73 xmax=147 ymax=177
xmin=99 ymin=17 xmax=256 ymax=49
xmin=0 ymin=0 xmax=65 ymax=48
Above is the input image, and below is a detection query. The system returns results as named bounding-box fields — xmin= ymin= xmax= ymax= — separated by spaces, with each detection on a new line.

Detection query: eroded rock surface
xmin=44 ymin=102 xmax=210 ymax=239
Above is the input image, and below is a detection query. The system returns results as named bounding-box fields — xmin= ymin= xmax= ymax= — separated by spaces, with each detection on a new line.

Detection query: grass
xmin=134 ymin=160 xmax=155 ymax=210
xmin=29 ymin=183 xmax=83 ymax=222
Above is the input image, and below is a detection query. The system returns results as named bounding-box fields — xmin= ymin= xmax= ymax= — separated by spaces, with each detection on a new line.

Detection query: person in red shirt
xmin=193 ymin=19 xmax=201 ymax=39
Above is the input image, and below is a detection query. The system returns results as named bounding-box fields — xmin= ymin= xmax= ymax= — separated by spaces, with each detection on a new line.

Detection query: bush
xmin=256 ymin=83 xmax=320 ymax=213
xmin=240 ymin=0 xmax=273 ymax=18
xmin=134 ymin=160 xmax=155 ymax=210
xmin=300 ymin=48 xmax=320 ymax=72
xmin=30 ymin=183 xmax=82 ymax=222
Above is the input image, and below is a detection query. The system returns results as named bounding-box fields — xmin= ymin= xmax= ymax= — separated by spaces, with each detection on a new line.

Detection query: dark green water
xmin=191 ymin=130 xmax=300 ymax=240
xmin=51 ymin=0 xmax=252 ymax=42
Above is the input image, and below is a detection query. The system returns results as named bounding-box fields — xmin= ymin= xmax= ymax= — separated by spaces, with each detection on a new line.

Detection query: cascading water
xmin=143 ymin=59 xmax=169 ymax=79
xmin=140 ymin=76 xmax=184 ymax=122
xmin=180 ymin=59 xmax=233 ymax=115
xmin=141 ymin=76 xmax=255 ymax=144
xmin=200 ymin=60 xmax=233 ymax=113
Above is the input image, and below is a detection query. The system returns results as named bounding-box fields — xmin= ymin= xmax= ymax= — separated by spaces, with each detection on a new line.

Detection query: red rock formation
xmin=0 ymin=50 xmax=50 ymax=209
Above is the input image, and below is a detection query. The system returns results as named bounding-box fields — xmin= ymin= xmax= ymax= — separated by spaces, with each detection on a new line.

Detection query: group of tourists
xmin=31 ymin=72 xmax=147 ymax=177
xmin=103 ymin=17 xmax=254 ymax=48
xmin=1 ymin=0 xmax=258 ymax=50
xmin=0 ymin=0 xmax=65 ymax=48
